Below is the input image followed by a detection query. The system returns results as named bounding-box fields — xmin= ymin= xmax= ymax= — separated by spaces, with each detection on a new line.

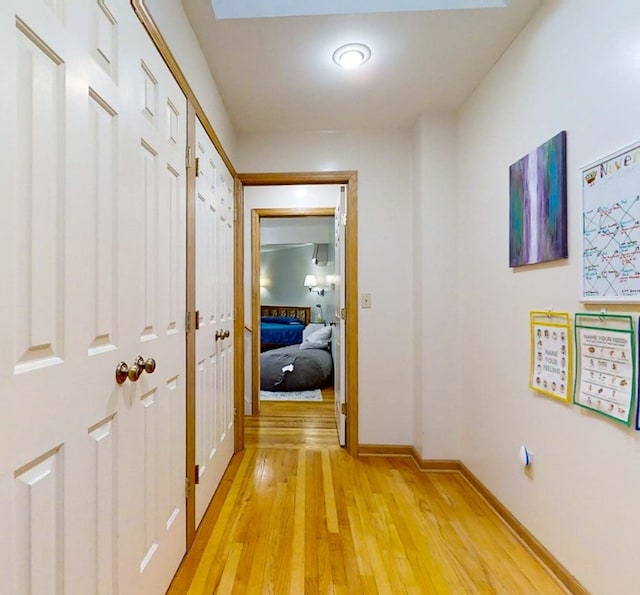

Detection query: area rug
xmin=259 ymin=389 xmax=322 ymax=402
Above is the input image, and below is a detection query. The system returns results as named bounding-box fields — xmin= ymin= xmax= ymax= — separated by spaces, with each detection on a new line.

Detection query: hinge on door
xmin=340 ymin=308 xmax=346 ymax=320
xmin=195 ymin=464 xmax=200 ymax=485
xmin=185 ymin=477 xmax=191 ymax=499
xmin=195 ymin=310 xmax=200 ymax=330
xmin=234 ymin=407 xmax=238 ymax=419
xmin=186 ymin=146 xmax=192 ymax=169
xmin=185 ymin=311 xmax=191 ymax=333
xmin=341 ymin=402 xmax=347 ymax=416
xmin=195 ymin=157 xmax=202 ymax=177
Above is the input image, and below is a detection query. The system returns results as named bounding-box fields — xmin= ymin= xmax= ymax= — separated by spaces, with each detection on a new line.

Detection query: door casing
xmin=237 ymin=173 xmax=359 ymax=455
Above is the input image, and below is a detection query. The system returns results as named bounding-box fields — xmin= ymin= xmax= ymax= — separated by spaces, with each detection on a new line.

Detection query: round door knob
xmin=115 ymin=362 xmax=129 ymax=385
xmin=128 ymin=363 xmax=143 ymax=382
xmin=215 ymin=330 xmax=223 ymax=341
xmin=143 ymin=358 xmax=156 ymax=374
xmin=223 ymin=329 xmax=230 ymax=339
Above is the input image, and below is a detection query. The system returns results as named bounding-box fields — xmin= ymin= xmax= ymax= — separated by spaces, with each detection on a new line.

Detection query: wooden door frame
xmin=251 ymin=207 xmax=336 ymax=416
xmin=237 ymin=173 xmax=359 ymax=456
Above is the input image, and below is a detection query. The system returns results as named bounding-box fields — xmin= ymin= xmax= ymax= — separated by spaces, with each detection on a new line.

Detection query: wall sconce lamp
xmin=303 ymin=274 xmax=325 ymax=296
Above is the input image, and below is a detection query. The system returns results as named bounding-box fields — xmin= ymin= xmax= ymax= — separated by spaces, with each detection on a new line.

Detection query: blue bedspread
xmin=260 ymin=318 xmax=304 ymax=347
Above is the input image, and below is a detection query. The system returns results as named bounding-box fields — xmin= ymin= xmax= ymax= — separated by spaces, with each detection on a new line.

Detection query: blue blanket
xmin=260 ymin=318 xmax=304 ymax=347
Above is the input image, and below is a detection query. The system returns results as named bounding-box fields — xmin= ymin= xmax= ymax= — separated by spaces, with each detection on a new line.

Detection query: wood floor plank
xmin=169 ymin=389 xmax=569 ymax=594
xmin=321 ymin=449 xmax=339 ymax=534
xmin=291 ymin=449 xmax=306 ymax=594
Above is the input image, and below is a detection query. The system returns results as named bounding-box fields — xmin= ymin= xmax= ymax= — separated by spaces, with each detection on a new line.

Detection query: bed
xmin=260 ymin=318 xmax=333 ymax=392
xmin=260 ymin=305 xmax=311 ymax=352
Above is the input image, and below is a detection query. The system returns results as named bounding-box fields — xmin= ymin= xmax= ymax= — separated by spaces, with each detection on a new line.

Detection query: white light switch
xmin=361 ymin=293 xmax=372 ymax=309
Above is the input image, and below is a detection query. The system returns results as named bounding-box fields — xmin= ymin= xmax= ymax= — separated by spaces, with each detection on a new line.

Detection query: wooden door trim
xmin=184 ymin=104 xmax=197 ymax=548
xmin=238 ymin=173 xmax=359 ymax=456
xmin=234 ymin=179 xmax=245 ymax=452
xmin=251 ymin=207 xmax=335 ymax=417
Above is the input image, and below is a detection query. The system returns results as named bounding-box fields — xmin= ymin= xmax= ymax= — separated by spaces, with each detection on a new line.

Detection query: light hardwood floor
xmin=168 ymin=389 xmax=568 ymax=594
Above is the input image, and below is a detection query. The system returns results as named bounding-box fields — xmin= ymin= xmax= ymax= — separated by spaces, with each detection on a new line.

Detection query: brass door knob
xmin=115 ymin=357 xmax=156 ymax=384
xmin=133 ymin=355 xmax=156 ymax=376
xmin=115 ymin=362 xmax=129 ymax=385
xmin=128 ymin=363 xmax=143 ymax=382
xmin=215 ymin=330 xmax=223 ymax=341
xmin=223 ymin=330 xmax=230 ymax=339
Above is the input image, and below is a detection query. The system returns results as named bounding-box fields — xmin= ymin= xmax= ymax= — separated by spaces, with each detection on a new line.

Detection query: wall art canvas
xmin=509 ymin=131 xmax=568 ymax=267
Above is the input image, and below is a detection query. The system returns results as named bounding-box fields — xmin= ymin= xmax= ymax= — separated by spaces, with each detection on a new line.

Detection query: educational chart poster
xmin=582 ymin=140 xmax=640 ymax=301
xmin=529 ymin=312 xmax=571 ymax=402
xmin=574 ymin=314 xmax=635 ymax=425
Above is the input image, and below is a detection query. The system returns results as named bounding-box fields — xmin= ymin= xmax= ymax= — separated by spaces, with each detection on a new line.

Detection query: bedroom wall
xmin=260 ymin=245 xmax=336 ymax=321
xmin=454 ymin=1 xmax=640 ymax=592
xmin=238 ymin=131 xmax=415 ymax=445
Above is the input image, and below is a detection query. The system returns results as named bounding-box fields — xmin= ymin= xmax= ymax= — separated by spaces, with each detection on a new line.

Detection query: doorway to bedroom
xmin=237 ymin=173 xmax=359 ymax=454
xmin=252 ymin=212 xmax=338 ymax=445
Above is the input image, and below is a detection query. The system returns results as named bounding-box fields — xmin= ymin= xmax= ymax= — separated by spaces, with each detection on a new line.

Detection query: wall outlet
xmin=361 ymin=293 xmax=372 ymax=308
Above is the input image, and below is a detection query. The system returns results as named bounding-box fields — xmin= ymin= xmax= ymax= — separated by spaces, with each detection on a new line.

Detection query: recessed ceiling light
xmin=332 ymin=43 xmax=371 ymax=69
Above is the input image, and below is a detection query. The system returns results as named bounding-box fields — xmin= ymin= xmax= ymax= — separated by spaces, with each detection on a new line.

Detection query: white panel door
xmin=114 ymin=5 xmax=187 ymax=594
xmin=334 ymin=187 xmax=347 ymax=446
xmin=0 ymin=1 xmax=187 ymax=593
xmin=194 ymin=119 xmax=235 ymax=526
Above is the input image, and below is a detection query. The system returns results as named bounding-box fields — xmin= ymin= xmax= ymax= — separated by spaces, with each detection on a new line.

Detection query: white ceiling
xmin=182 ymin=0 xmax=541 ymax=133
xmin=261 ymin=217 xmax=333 ymax=248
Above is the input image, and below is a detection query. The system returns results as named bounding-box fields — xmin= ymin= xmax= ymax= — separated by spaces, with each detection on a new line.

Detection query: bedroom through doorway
xmin=253 ymin=213 xmax=338 ymax=445
xmin=237 ymin=173 xmax=359 ymax=454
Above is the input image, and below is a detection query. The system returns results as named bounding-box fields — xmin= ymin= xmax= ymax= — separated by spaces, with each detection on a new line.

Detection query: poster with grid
xmin=582 ymin=140 xmax=640 ymax=302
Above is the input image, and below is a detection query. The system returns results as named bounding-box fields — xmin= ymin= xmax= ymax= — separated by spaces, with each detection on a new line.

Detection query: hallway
xmin=168 ymin=391 xmax=566 ymax=593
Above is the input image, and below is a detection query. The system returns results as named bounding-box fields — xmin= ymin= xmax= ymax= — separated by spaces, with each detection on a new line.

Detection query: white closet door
xmin=194 ymin=119 xmax=235 ymax=526
xmin=114 ymin=3 xmax=187 ymax=593
xmin=0 ymin=1 xmax=187 ymax=593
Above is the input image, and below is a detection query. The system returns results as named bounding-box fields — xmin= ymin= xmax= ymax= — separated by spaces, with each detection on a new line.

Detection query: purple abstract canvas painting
xmin=509 ymin=131 xmax=568 ymax=267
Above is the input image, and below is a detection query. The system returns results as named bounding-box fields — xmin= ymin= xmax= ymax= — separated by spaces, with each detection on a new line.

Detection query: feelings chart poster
xmin=530 ymin=311 xmax=572 ymax=402
xmin=574 ymin=313 xmax=635 ymax=426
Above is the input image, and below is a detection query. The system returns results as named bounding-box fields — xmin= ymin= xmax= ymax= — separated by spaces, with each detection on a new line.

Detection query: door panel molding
xmin=130 ymin=0 xmax=235 ymax=178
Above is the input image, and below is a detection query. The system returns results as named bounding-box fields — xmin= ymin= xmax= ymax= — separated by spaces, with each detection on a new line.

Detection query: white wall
xmin=243 ymin=185 xmax=340 ymax=320
xmin=146 ymin=0 xmax=237 ymax=160
xmin=238 ymin=131 xmax=415 ymax=445
xmin=413 ymin=113 xmax=461 ymax=458
xmin=455 ymin=1 xmax=640 ymax=593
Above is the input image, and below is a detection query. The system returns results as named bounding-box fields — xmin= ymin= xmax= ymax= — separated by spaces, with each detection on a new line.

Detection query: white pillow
xmin=306 ymin=326 xmax=331 ymax=343
xmin=300 ymin=325 xmax=331 ymax=350
xmin=302 ymin=323 xmax=325 ymax=341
